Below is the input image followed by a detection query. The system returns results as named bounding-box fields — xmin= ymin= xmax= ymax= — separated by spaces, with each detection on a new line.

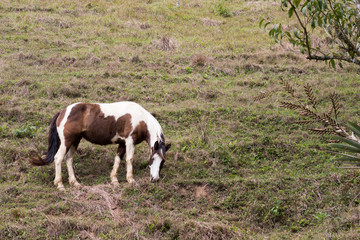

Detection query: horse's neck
xmin=146 ymin=117 xmax=163 ymax=148
xmin=148 ymin=129 xmax=162 ymax=148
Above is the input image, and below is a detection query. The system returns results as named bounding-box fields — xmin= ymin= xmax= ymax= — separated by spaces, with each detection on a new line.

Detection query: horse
xmin=30 ymin=101 xmax=171 ymax=191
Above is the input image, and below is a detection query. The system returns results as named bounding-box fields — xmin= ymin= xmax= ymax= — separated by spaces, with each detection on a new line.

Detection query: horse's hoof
xmin=111 ymin=181 xmax=120 ymax=187
xmin=73 ymin=182 xmax=81 ymax=188
xmin=127 ymin=179 xmax=135 ymax=184
xmin=55 ymin=181 xmax=65 ymax=191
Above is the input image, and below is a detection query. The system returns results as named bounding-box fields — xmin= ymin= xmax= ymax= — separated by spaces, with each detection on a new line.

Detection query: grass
xmin=0 ymin=0 xmax=359 ymax=239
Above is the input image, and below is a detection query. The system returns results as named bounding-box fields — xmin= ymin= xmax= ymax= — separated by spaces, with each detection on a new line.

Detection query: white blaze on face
xmin=150 ymin=154 xmax=162 ymax=181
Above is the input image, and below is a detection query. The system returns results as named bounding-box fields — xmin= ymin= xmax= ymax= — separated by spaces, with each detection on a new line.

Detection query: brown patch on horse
xmin=63 ymin=103 xmax=89 ymax=148
xmin=131 ymin=121 xmax=149 ymax=145
xmin=56 ymin=108 xmax=66 ymax=127
xmin=63 ymin=103 xmax=135 ymax=147
xmin=116 ymin=113 xmax=133 ymax=139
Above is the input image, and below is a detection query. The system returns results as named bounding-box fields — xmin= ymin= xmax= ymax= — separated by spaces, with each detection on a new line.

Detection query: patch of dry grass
xmin=152 ymin=36 xmax=177 ymax=51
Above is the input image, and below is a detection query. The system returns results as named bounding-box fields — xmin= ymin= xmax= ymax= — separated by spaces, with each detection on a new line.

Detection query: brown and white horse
xmin=30 ymin=101 xmax=171 ymax=191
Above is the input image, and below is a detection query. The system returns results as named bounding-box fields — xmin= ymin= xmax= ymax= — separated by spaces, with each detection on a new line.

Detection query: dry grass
xmin=202 ymin=17 xmax=223 ymax=26
xmin=191 ymin=54 xmax=209 ymax=67
xmin=152 ymin=36 xmax=177 ymax=51
xmin=0 ymin=0 xmax=359 ymax=239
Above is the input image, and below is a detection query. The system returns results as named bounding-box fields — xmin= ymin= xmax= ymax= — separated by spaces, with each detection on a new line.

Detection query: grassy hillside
xmin=0 ymin=0 xmax=359 ymax=239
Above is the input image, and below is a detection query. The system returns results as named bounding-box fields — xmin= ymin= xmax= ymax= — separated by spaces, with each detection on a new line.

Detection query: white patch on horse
xmin=150 ymin=154 xmax=162 ymax=181
xmin=99 ymin=102 xmax=163 ymax=147
xmin=111 ymin=132 xmax=125 ymax=143
xmin=57 ymin=103 xmax=78 ymax=143
xmin=147 ymin=113 xmax=163 ymax=147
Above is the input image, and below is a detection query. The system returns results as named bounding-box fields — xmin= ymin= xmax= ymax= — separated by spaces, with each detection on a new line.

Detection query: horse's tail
xmin=30 ymin=112 xmax=61 ymax=166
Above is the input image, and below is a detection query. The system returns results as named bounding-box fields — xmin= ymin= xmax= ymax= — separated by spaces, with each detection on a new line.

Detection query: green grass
xmin=0 ymin=0 xmax=359 ymax=239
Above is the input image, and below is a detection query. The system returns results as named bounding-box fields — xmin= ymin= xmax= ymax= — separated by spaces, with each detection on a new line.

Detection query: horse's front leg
xmin=110 ymin=155 xmax=121 ymax=186
xmin=53 ymin=144 xmax=67 ymax=191
xmin=125 ymin=139 xmax=135 ymax=184
xmin=110 ymin=145 xmax=126 ymax=186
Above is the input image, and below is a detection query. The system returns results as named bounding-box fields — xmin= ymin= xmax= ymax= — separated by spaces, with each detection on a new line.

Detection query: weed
xmin=13 ymin=124 xmax=36 ymax=138
xmin=185 ymin=67 xmax=193 ymax=74
xmin=313 ymin=212 xmax=330 ymax=223
xmin=0 ymin=124 xmax=9 ymax=138
xmin=215 ymin=1 xmax=232 ymax=18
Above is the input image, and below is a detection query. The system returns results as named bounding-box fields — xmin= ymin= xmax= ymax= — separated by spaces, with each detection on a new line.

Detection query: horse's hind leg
xmin=53 ymin=144 xmax=67 ymax=191
xmin=110 ymin=144 xmax=126 ymax=186
xmin=66 ymin=146 xmax=81 ymax=187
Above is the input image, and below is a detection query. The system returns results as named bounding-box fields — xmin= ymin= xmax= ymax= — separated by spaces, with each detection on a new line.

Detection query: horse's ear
xmin=154 ymin=141 xmax=159 ymax=150
xmin=165 ymin=143 xmax=171 ymax=152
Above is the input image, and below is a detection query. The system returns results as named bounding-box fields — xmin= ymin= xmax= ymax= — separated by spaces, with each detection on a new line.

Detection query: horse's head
xmin=149 ymin=141 xmax=171 ymax=182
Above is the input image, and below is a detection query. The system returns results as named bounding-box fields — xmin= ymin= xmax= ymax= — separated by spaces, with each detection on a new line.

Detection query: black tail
xmin=30 ymin=112 xmax=61 ymax=166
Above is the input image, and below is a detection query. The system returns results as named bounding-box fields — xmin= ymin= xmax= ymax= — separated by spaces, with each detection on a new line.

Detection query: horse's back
xmin=98 ymin=101 xmax=148 ymax=119
xmin=58 ymin=101 xmax=157 ymax=147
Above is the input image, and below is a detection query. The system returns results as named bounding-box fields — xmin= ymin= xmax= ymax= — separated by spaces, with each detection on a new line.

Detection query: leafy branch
xmin=260 ymin=0 xmax=360 ymax=67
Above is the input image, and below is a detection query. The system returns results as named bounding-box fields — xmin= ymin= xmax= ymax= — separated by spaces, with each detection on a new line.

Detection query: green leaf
xmin=282 ymin=0 xmax=288 ymax=7
xmin=318 ymin=0 xmax=323 ymax=9
xmin=317 ymin=17 xmax=323 ymax=27
xmin=348 ymin=122 xmax=360 ymax=138
xmin=330 ymin=59 xmax=335 ymax=68
xmin=288 ymin=7 xmax=295 ymax=18
xmin=329 ymin=151 xmax=360 ymax=162
xmin=335 ymin=155 xmax=360 ymax=162
xmin=331 ymin=143 xmax=360 ymax=153
xmin=307 ymin=2 xmax=312 ymax=10
xmin=294 ymin=0 xmax=301 ymax=8
xmin=269 ymin=28 xmax=275 ymax=37
xmin=301 ymin=6 xmax=307 ymax=15
xmin=333 ymin=135 xmax=360 ymax=150
xmin=259 ymin=18 xmax=265 ymax=27
xmin=350 ymin=51 xmax=355 ymax=59
xmin=294 ymin=28 xmax=300 ymax=38
xmin=323 ymin=0 xmax=327 ymax=9
xmin=300 ymin=46 xmax=306 ymax=53
xmin=311 ymin=19 xmax=316 ymax=29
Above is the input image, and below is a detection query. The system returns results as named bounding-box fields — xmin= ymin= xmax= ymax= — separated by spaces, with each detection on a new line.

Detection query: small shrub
xmin=0 ymin=124 xmax=9 ymax=138
xmin=255 ymin=79 xmax=360 ymax=168
xmin=185 ymin=67 xmax=193 ymax=74
xmin=215 ymin=1 xmax=232 ymax=18
xmin=298 ymin=219 xmax=309 ymax=227
xmin=313 ymin=212 xmax=330 ymax=223
xmin=14 ymin=124 xmax=36 ymax=138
